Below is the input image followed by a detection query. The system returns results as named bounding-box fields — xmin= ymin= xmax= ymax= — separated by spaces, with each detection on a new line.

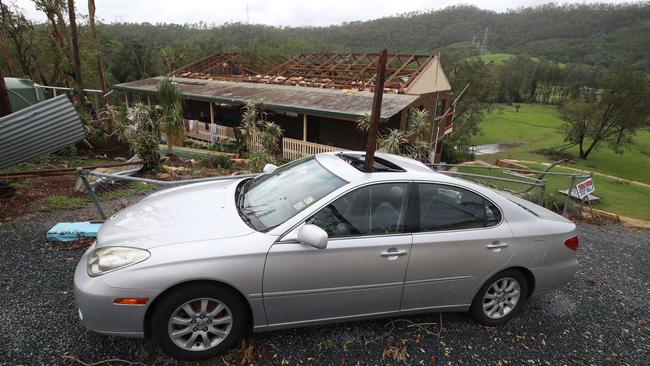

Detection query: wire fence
xmin=76 ymin=161 xmax=593 ymax=222
xmin=431 ymin=163 xmax=592 ymax=217
xmin=76 ymin=168 xmax=255 ymax=220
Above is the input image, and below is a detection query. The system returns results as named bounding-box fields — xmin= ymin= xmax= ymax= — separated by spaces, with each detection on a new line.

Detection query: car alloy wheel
xmin=469 ymin=269 xmax=528 ymax=326
xmin=482 ymin=277 xmax=521 ymax=319
xmin=167 ymin=298 xmax=233 ymax=351
xmin=151 ymin=283 xmax=248 ymax=360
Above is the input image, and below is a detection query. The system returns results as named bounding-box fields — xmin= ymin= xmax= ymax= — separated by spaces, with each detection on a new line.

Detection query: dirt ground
xmin=0 ymin=153 xmax=244 ymax=221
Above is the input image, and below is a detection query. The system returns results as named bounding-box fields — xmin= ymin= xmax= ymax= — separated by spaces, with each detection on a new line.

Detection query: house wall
xmin=175 ymin=96 xmax=444 ymax=153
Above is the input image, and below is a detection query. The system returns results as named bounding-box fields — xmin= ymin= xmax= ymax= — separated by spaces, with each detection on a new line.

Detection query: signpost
xmin=576 ymin=177 xmax=595 ymax=199
xmin=576 ymin=176 xmax=596 ymax=218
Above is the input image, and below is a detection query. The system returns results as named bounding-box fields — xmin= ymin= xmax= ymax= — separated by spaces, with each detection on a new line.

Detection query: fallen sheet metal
xmin=47 ymin=221 xmax=102 ymax=242
xmin=0 ymin=95 xmax=85 ymax=170
xmin=558 ymin=189 xmax=601 ymax=202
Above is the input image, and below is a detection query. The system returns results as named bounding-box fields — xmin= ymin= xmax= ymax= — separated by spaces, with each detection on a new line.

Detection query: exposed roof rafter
xmin=171 ymin=52 xmax=441 ymax=94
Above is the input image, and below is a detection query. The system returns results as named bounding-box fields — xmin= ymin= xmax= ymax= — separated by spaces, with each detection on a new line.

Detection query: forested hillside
xmin=293 ymin=4 xmax=649 ymax=69
xmin=1 ymin=3 xmax=648 ymax=87
xmin=94 ymin=3 xmax=650 ymax=82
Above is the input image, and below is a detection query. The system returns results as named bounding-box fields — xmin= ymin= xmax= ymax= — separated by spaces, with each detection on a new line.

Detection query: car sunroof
xmin=337 ymin=153 xmax=406 ymax=173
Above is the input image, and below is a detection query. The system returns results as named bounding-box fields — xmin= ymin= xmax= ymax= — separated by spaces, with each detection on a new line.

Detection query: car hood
xmin=96 ymin=178 xmax=255 ymax=249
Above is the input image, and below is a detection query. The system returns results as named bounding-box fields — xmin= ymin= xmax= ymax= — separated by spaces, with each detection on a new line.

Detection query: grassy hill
xmin=468 ymin=103 xmax=650 ymax=219
xmin=471 ymin=104 xmax=650 ymax=184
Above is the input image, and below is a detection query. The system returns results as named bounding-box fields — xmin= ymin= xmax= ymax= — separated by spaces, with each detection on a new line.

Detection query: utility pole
xmin=0 ymin=68 xmax=12 ymax=117
xmin=364 ymin=49 xmax=388 ymax=172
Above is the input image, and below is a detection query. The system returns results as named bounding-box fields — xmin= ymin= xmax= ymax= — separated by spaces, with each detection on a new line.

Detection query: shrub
xmin=204 ymin=154 xmax=234 ymax=169
xmin=128 ymin=103 xmax=161 ymax=171
xmin=131 ymin=130 xmax=161 ymax=171
xmin=246 ymin=149 xmax=275 ymax=173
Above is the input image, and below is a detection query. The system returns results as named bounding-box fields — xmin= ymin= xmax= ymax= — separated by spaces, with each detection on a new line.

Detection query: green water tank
xmin=4 ymin=77 xmax=46 ymax=112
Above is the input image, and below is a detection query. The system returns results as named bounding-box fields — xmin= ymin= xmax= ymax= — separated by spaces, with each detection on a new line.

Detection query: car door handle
xmin=380 ymin=249 xmax=408 ymax=257
xmin=486 ymin=241 xmax=509 ymax=249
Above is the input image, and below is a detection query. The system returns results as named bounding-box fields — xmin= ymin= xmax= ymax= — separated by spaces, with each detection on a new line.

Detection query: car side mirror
xmin=263 ymin=163 xmax=278 ymax=174
xmin=297 ymin=224 xmax=328 ymax=249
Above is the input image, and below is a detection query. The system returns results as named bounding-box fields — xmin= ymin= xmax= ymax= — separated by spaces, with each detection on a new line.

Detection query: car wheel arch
xmin=473 ymin=266 xmax=536 ymax=301
xmin=143 ymin=279 xmax=253 ymax=339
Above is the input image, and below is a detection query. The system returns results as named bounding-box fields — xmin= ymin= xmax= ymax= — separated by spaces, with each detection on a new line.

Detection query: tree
xmin=0 ymin=1 xmax=44 ymax=82
xmin=0 ymin=36 xmax=13 ymax=76
xmin=88 ymin=0 xmax=108 ymax=104
xmin=0 ymin=67 xmax=12 ymax=117
xmin=33 ymin=0 xmax=71 ymax=86
xmin=444 ymin=54 xmax=494 ymax=146
xmin=560 ymin=63 xmax=650 ymax=159
xmin=67 ymin=0 xmax=85 ymax=94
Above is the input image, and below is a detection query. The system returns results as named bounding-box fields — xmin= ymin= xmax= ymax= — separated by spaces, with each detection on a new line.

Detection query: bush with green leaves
xmin=128 ymin=103 xmax=161 ymax=170
xmin=246 ymin=148 xmax=276 ymax=173
xmin=203 ymin=154 xmax=234 ymax=170
xmin=240 ymin=101 xmax=284 ymax=171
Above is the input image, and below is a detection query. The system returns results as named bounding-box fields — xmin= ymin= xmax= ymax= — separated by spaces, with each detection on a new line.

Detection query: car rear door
xmin=263 ymin=182 xmax=413 ymax=326
xmin=401 ymin=182 xmax=513 ymax=311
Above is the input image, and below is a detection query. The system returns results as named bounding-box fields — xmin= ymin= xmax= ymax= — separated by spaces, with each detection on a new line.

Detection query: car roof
xmin=314 ymin=151 xmax=458 ymax=185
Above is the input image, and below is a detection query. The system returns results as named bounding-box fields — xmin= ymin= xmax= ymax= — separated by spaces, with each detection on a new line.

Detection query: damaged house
xmin=113 ymin=52 xmax=454 ymax=160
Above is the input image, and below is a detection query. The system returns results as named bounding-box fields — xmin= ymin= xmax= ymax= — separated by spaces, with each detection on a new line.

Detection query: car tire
xmin=150 ymin=283 xmax=249 ymax=360
xmin=469 ymin=269 xmax=528 ymax=326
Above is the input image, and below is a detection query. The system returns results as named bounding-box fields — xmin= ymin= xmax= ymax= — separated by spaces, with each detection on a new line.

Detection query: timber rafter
xmin=171 ymin=52 xmax=438 ymax=94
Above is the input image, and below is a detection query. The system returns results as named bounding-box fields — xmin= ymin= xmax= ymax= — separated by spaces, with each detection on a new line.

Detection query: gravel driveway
xmin=1 ymin=208 xmax=648 ymax=365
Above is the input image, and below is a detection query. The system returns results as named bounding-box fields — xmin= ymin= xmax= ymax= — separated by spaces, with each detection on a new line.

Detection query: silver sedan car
xmin=74 ymin=152 xmax=578 ymax=360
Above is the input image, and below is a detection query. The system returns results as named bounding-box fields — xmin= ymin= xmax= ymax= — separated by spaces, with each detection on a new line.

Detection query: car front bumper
xmin=73 ymin=244 xmax=159 ymax=338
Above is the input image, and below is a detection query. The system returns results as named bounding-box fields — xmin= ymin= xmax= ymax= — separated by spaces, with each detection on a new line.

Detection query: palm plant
xmin=158 ymin=77 xmax=184 ymax=150
xmin=406 ymin=108 xmax=430 ymax=140
xmin=355 ymin=113 xmax=371 ymax=134
xmin=379 ymin=129 xmax=407 ymax=154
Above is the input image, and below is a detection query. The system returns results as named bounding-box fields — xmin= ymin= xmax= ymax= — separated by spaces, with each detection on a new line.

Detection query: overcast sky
xmin=11 ymin=0 xmax=633 ymax=27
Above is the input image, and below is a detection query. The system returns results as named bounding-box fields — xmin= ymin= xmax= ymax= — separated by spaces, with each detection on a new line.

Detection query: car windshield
xmin=236 ymin=156 xmax=346 ymax=231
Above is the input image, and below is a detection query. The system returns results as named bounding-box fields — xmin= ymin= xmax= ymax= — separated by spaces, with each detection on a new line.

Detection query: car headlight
xmin=86 ymin=246 xmax=150 ymax=277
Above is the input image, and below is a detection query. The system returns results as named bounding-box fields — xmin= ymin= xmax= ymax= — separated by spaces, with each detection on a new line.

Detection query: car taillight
xmin=564 ymin=236 xmax=579 ymax=251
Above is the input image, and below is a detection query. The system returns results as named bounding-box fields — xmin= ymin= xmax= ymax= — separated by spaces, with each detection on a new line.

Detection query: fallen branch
xmin=61 ymin=354 xmax=146 ymax=366
xmin=384 ymin=316 xmax=443 ymax=338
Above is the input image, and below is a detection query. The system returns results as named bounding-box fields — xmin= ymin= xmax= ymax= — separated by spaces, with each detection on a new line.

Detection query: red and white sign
xmin=576 ymin=178 xmax=595 ymax=199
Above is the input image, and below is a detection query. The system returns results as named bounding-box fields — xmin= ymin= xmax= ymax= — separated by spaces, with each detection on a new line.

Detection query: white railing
xmin=184 ymin=122 xmax=235 ymax=143
xmin=246 ymin=131 xmax=263 ymax=151
xmin=216 ymin=124 xmax=235 ymax=140
xmin=282 ymin=137 xmax=341 ymax=160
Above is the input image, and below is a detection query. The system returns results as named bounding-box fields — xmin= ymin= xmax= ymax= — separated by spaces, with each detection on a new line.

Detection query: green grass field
xmin=474 ymin=53 xmax=517 ymax=63
xmin=466 ymin=103 xmax=650 ymax=220
xmin=468 ymin=53 xmax=565 ymax=67
xmin=471 ymin=104 xmax=650 ymax=184
xmin=518 ymin=162 xmax=650 ymax=220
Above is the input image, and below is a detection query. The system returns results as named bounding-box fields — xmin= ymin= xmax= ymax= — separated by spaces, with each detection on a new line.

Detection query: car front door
xmin=401 ymin=183 xmax=513 ymax=311
xmin=262 ymin=182 xmax=413 ymax=326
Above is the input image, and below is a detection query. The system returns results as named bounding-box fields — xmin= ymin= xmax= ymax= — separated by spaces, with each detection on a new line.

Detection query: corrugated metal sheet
xmin=113 ymin=77 xmax=419 ymax=121
xmin=0 ymin=95 xmax=85 ymax=169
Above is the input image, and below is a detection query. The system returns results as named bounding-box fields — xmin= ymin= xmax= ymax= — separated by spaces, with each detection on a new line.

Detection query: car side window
xmin=418 ymin=183 xmax=501 ymax=231
xmin=307 ymin=183 xmax=409 ymax=238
